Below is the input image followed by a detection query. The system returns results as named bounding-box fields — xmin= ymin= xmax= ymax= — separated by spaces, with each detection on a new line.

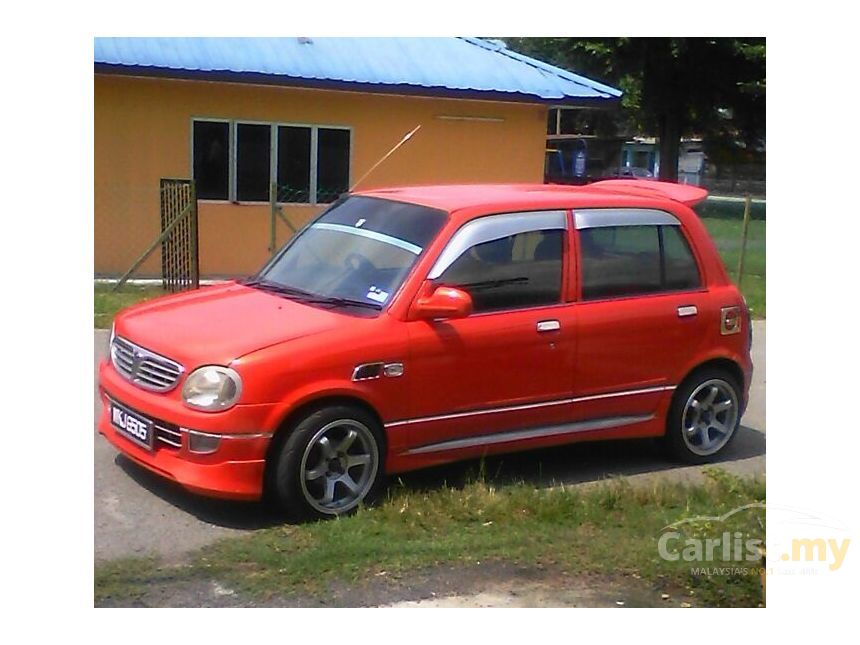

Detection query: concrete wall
xmin=95 ymin=74 xmax=547 ymax=277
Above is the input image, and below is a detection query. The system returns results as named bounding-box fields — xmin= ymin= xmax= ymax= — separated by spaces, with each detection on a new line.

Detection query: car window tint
xmin=437 ymin=230 xmax=563 ymax=313
xmin=580 ymin=225 xmax=661 ymax=300
xmin=662 ymin=225 xmax=701 ymax=290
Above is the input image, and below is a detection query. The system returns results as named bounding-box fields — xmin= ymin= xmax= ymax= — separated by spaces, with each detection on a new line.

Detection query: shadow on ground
xmin=115 ymin=424 xmax=765 ymax=529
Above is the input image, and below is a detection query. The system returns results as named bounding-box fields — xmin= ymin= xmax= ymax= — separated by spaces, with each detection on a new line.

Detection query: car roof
xmin=355 ymin=182 xmax=707 ymax=218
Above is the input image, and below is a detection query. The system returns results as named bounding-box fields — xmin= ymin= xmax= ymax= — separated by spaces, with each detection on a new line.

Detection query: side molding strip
xmin=385 ymin=385 xmax=675 ymax=428
xmin=403 ymin=414 xmax=654 ymax=455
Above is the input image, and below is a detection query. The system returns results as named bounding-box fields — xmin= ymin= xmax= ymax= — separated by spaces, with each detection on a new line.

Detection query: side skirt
xmin=402 ymin=414 xmax=654 ymax=456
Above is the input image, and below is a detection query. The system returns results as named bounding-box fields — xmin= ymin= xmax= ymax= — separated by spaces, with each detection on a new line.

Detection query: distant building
xmin=95 ymin=37 xmax=620 ymax=277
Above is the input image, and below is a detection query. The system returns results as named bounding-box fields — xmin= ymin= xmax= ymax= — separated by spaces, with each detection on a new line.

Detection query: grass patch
xmin=96 ymin=470 xmax=765 ymax=607
xmin=700 ymin=217 xmax=766 ymax=318
xmin=696 ymin=199 xmax=766 ymax=221
xmin=94 ymin=284 xmax=166 ymax=329
xmin=94 ymin=557 xmax=184 ymax=604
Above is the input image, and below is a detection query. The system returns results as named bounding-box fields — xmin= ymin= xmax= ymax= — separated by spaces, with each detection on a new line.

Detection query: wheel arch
xmin=263 ymin=394 xmax=388 ymax=488
xmin=673 ymin=356 xmax=747 ymax=420
xmin=680 ymin=357 xmax=744 ymax=392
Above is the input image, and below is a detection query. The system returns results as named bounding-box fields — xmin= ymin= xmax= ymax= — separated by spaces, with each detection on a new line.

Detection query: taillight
xmin=721 ymin=306 xmax=742 ymax=335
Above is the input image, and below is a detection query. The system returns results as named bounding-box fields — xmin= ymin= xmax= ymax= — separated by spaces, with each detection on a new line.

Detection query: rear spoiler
xmin=588 ymin=179 xmax=709 ymax=207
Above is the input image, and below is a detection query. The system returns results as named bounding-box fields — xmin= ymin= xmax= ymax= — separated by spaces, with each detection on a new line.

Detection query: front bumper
xmin=97 ymin=361 xmax=273 ymax=501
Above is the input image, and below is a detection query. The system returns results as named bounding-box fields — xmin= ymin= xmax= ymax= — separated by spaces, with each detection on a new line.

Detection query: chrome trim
xmin=352 ymin=362 xmax=383 ymax=381
xmin=111 ymin=335 xmax=184 ymax=393
xmin=178 ymin=428 xmax=273 ymax=440
xmin=385 ymin=385 xmax=675 ymax=428
xmin=677 ymin=305 xmax=698 ymax=318
xmin=311 ymin=222 xmax=423 ymax=255
xmin=427 ymin=210 xmax=568 ymax=279
xmin=383 ymin=362 xmax=405 ymax=378
xmin=154 ymin=423 xmax=182 ymax=448
xmin=574 ymin=208 xmax=680 ymax=229
xmin=404 ymin=414 xmax=654 ymax=455
xmin=536 ymin=320 xmax=561 ymax=332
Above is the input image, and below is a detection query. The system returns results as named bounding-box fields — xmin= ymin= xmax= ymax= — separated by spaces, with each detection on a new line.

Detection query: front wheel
xmin=664 ymin=368 xmax=741 ymax=464
xmin=268 ymin=405 xmax=383 ymax=521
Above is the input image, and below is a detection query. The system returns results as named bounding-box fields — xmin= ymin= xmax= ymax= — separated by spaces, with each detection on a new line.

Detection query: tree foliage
xmin=502 ymin=38 xmax=766 ymax=180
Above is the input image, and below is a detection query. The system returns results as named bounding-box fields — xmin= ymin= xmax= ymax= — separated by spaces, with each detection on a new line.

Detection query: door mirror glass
xmin=413 ymin=286 xmax=473 ymax=320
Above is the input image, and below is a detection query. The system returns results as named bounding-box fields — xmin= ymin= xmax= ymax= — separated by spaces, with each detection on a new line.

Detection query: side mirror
xmin=413 ymin=286 xmax=473 ymax=321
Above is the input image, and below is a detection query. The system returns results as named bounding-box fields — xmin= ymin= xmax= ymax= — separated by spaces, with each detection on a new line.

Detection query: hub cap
xmin=681 ymin=378 xmax=739 ymax=456
xmin=299 ymin=419 xmax=379 ymax=515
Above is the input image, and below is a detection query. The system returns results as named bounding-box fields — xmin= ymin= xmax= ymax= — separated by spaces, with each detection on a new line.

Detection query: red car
xmin=98 ymin=181 xmax=752 ymax=519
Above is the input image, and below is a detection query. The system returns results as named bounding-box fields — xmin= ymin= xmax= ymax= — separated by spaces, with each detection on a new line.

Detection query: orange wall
xmin=95 ymin=74 xmax=547 ymax=277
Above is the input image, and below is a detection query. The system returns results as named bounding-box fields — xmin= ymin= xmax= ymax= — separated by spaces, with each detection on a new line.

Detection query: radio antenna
xmin=350 ymin=124 xmax=422 ymax=191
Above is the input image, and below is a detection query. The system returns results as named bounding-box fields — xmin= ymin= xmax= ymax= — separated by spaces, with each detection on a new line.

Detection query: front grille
xmin=111 ymin=335 xmax=184 ymax=392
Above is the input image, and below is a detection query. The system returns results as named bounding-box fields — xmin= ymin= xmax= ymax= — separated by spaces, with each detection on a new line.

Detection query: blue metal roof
xmin=94 ymin=37 xmax=621 ymax=105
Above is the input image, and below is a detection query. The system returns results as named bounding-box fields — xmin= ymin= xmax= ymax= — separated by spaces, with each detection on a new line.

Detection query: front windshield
xmin=256 ymin=196 xmax=447 ymax=310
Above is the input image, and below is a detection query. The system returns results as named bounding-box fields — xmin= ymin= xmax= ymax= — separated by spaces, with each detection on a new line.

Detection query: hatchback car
xmin=98 ymin=181 xmax=752 ymax=520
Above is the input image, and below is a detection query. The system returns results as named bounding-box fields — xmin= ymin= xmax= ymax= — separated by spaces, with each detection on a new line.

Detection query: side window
xmin=437 ymin=229 xmax=564 ymax=313
xmin=192 ymin=121 xmax=229 ymax=200
xmin=662 ymin=226 xmax=701 ymax=290
xmin=236 ymin=123 xmax=271 ymax=202
xmin=316 ymin=128 xmax=351 ymax=204
xmin=580 ymin=225 xmax=661 ymax=300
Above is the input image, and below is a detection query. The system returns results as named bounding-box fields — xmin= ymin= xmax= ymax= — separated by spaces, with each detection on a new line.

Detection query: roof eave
xmin=94 ymin=63 xmax=622 ymax=108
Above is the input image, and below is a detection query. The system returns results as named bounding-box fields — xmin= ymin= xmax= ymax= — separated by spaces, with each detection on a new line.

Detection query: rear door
xmin=572 ymin=208 xmax=708 ymax=419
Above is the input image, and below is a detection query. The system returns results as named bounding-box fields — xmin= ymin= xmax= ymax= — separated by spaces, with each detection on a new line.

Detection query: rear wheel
xmin=268 ymin=405 xmax=383 ymax=521
xmin=664 ymin=368 xmax=741 ymax=464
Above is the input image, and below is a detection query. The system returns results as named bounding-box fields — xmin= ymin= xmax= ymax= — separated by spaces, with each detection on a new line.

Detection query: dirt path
xmin=97 ymin=561 xmax=699 ymax=608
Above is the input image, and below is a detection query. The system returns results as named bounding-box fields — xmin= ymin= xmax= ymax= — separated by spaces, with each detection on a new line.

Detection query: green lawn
xmin=699 ymin=217 xmax=766 ymax=318
xmin=94 ymin=283 xmax=166 ymax=328
xmin=95 ymin=469 xmax=765 ymax=607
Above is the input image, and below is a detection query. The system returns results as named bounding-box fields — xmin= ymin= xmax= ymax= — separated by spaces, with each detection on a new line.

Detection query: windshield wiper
xmin=457 ymin=276 xmax=530 ymax=291
xmin=242 ymin=278 xmax=382 ymax=311
xmin=241 ymin=278 xmax=315 ymax=299
xmin=305 ymin=295 xmax=383 ymax=311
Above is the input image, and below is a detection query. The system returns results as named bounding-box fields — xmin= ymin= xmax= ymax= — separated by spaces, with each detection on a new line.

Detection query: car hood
xmin=114 ymin=282 xmax=345 ymax=368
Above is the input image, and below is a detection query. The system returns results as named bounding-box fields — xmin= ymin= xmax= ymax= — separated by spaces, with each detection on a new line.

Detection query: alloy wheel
xmin=299 ymin=419 xmax=379 ymax=515
xmin=681 ymin=378 xmax=739 ymax=456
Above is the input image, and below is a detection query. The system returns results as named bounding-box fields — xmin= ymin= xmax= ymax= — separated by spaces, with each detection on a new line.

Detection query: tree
xmin=502 ymin=38 xmax=766 ymax=181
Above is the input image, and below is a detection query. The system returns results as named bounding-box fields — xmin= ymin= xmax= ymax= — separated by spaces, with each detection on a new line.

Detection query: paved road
xmin=94 ymin=322 xmax=765 ymax=562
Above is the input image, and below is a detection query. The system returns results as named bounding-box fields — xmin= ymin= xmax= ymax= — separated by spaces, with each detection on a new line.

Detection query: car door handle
xmin=677 ymin=305 xmax=698 ymax=318
xmin=536 ymin=320 xmax=561 ymax=332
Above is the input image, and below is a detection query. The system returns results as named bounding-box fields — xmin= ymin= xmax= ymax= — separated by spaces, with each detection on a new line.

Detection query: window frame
xmin=190 ymin=117 xmax=352 ymax=206
xmin=572 ymin=208 xmax=706 ymax=303
xmin=426 ymin=210 xmax=571 ymax=316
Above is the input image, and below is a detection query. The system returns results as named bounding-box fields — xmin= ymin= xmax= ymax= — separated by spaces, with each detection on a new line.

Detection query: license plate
xmin=110 ymin=401 xmax=154 ymax=451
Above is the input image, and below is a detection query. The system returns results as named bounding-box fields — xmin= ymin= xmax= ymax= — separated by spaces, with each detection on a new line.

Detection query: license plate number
xmin=110 ymin=402 xmax=153 ymax=450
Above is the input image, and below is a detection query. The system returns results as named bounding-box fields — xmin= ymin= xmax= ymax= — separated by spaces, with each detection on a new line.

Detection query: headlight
xmin=182 ymin=366 xmax=242 ymax=411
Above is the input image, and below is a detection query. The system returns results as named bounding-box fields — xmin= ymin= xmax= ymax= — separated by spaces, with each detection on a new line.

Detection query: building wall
xmin=95 ymin=74 xmax=547 ymax=277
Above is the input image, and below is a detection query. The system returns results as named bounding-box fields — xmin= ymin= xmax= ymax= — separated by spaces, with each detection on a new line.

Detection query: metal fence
xmin=112 ymin=179 xmax=199 ymax=292
xmin=159 ymin=179 xmax=199 ymax=292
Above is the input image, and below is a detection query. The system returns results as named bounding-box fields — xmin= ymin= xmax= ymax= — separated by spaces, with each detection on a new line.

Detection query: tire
xmin=267 ymin=404 xmax=384 ymax=521
xmin=663 ymin=367 xmax=742 ymax=464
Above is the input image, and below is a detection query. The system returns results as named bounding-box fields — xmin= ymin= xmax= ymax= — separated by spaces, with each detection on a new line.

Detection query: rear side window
xmin=662 ymin=225 xmax=701 ymax=290
xmin=438 ymin=229 xmax=564 ymax=313
xmin=579 ymin=225 xmax=700 ymax=300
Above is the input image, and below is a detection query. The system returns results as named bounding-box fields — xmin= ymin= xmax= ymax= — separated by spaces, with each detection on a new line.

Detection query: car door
xmin=400 ymin=210 xmax=577 ymax=451
xmin=571 ymin=208 xmax=708 ymax=421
